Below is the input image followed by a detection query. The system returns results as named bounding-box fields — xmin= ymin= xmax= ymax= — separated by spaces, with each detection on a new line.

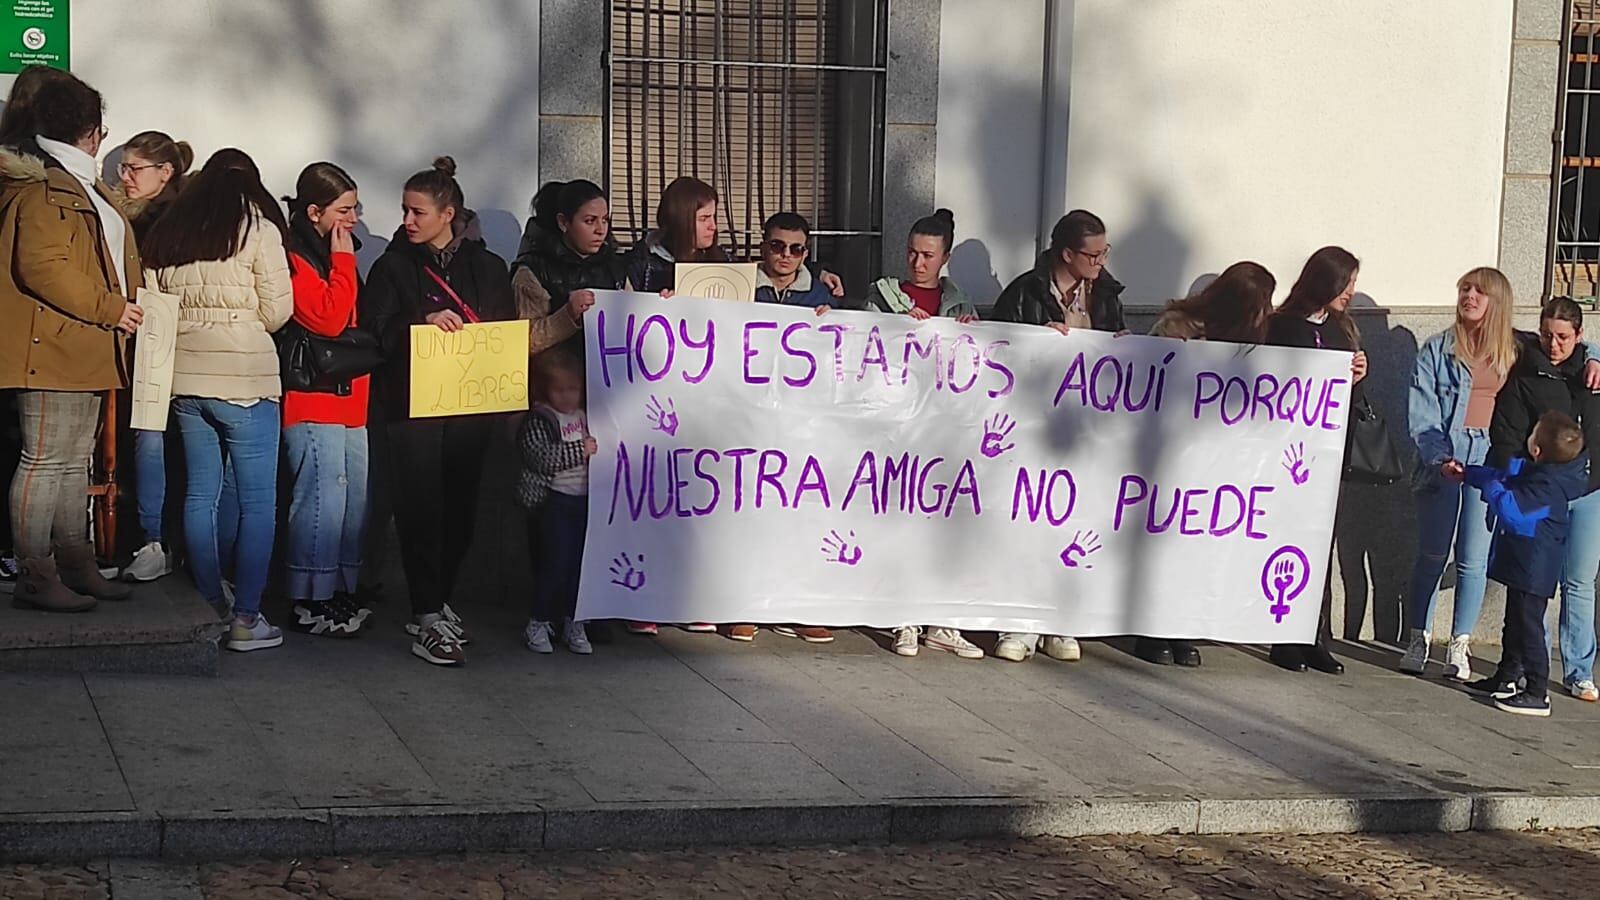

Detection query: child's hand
xmin=583 ymin=436 xmax=598 ymax=458
xmin=1441 ymin=460 xmax=1465 ymax=483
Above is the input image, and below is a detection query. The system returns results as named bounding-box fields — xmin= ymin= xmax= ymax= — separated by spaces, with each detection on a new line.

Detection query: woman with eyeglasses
xmin=116 ymin=131 xmax=194 ymax=584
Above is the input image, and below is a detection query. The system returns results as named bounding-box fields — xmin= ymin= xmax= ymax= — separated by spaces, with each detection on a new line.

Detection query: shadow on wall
xmin=949 ymin=238 xmax=1003 ymax=304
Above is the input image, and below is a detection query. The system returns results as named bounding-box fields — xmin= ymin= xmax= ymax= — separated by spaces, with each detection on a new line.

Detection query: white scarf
xmin=35 ymin=135 xmax=129 ymax=298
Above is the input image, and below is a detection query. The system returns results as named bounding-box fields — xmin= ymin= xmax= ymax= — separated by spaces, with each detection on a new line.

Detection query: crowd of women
xmin=1 ymin=67 xmax=1596 ymax=698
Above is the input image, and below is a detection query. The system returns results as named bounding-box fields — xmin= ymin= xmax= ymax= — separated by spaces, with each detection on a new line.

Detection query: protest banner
xmin=408 ymin=319 xmax=530 ymax=418
xmin=576 ymin=291 xmax=1352 ymax=643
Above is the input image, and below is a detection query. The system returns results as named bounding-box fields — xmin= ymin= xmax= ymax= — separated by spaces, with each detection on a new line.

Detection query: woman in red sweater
xmin=281 ymin=163 xmax=371 ymax=636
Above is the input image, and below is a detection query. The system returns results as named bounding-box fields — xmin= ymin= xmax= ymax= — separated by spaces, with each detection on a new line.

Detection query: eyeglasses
xmin=765 ymin=239 xmax=808 ymax=257
xmin=117 ymin=162 xmax=160 ymax=176
xmin=1071 ymin=244 xmax=1112 ymax=264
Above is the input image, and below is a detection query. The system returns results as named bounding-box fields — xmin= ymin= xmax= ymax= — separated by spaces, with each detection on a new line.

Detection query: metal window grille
xmin=605 ymin=0 xmax=888 ymax=289
xmin=1554 ymin=2 xmax=1600 ymax=302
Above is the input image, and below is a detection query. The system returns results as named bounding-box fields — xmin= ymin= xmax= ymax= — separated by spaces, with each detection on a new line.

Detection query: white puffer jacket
xmin=146 ymin=212 xmax=294 ymax=401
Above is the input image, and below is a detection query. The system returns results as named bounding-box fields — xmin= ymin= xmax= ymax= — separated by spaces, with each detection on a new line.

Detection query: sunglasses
xmin=765 ymin=239 xmax=808 ymax=257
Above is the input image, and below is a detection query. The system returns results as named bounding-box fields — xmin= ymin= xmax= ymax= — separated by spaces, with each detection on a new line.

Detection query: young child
xmin=516 ymin=347 xmax=598 ymax=654
xmin=1462 ymin=411 xmax=1590 ymax=717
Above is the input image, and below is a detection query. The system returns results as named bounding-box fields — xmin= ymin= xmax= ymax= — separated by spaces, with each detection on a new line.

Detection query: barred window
xmin=607 ymin=0 xmax=888 ymax=293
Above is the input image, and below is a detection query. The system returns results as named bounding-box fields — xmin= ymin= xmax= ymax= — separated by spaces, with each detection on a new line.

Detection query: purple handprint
xmin=1059 ymin=530 xmax=1103 ymax=570
xmin=1282 ymin=442 xmax=1312 ymax=486
xmin=646 ymin=396 xmax=679 ymax=437
xmin=609 ymin=552 xmax=647 ymax=592
xmin=980 ymin=414 xmax=1016 ymax=459
xmin=821 ymin=529 xmax=863 ymax=566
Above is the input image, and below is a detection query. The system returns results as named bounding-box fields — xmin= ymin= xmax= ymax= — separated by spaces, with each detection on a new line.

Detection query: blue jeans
xmin=133 ymin=429 xmax=167 ymax=543
xmin=1559 ymin=490 xmax=1600 ymax=685
xmin=1406 ymin=430 xmax=1492 ymax=636
xmin=173 ymin=398 xmax=279 ymax=617
xmin=283 ymin=424 xmax=368 ymax=602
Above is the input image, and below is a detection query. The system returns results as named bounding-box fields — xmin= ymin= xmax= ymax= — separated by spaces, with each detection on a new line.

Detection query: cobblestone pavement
xmin=5 ymin=828 xmax=1600 ymax=899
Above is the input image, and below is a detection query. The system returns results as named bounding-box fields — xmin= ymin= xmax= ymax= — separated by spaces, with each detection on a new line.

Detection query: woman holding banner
xmin=143 ymin=149 xmax=294 ymax=650
xmin=362 ymin=157 xmax=515 ymax=666
xmin=1264 ymin=246 xmax=1368 ymax=675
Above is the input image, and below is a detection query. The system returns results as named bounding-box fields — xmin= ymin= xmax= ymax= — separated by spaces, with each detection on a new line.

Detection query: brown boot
xmin=14 ymin=557 xmax=97 ymax=612
xmin=56 ymin=542 xmax=133 ymax=602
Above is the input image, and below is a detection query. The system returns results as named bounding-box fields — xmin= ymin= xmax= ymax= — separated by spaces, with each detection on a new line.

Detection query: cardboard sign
xmin=576 ymin=291 xmax=1352 ymax=642
xmin=129 ymin=287 xmax=179 ymax=431
xmin=408 ymin=320 xmax=530 ymax=418
xmin=675 ymin=262 xmax=758 ymax=302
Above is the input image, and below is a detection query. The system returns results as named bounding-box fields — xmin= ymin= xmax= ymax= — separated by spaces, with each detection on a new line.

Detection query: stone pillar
xmin=882 ymin=0 xmax=941 ymax=275
xmin=540 ymin=0 xmax=606 ymax=186
xmin=1500 ymin=0 xmax=1563 ymax=306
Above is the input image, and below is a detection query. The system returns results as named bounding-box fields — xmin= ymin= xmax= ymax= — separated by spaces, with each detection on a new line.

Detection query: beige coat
xmin=0 ymin=144 xmax=141 ymax=391
xmin=145 ymin=213 xmax=294 ymax=401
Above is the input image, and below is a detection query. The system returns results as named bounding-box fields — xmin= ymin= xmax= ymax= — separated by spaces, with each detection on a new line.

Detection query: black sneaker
xmin=1494 ymin=692 xmax=1551 ymax=717
xmin=1467 ymin=673 xmax=1524 ymax=700
xmin=290 ymin=598 xmax=364 ymax=637
xmin=0 ymin=551 xmax=17 ymax=593
xmin=334 ymin=591 xmax=372 ymax=622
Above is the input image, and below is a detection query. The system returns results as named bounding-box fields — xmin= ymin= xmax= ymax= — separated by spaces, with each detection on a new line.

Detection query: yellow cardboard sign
xmin=408 ymin=320 xmax=530 ymax=418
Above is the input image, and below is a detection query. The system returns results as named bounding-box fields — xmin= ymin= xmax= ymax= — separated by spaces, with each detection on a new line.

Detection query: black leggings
xmin=386 ymin=416 xmax=491 ymax=616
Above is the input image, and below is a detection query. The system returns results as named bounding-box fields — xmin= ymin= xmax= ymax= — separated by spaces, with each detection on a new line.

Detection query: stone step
xmin=0 ymin=574 xmax=222 ymax=676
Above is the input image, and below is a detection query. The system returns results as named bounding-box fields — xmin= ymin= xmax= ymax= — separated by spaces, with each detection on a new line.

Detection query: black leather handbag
xmin=276 ymin=321 xmax=385 ymax=396
xmin=1343 ymin=395 xmax=1406 ymax=485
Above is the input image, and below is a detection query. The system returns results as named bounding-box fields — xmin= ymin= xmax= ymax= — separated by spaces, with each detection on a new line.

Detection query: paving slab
xmin=0 ymin=675 xmax=131 ymax=814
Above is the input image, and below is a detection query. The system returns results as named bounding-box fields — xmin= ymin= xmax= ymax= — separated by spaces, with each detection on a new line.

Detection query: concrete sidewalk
xmin=2 ymin=594 xmax=1599 ymax=862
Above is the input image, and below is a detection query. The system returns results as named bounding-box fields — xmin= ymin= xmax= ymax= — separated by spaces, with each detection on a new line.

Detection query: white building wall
xmin=934 ymin=0 xmax=1516 ymax=308
xmin=6 ymin=0 xmax=542 ymax=266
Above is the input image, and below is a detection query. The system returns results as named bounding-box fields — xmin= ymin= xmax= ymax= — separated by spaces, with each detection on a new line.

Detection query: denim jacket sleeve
xmin=1408 ymin=335 xmax=1454 ymax=468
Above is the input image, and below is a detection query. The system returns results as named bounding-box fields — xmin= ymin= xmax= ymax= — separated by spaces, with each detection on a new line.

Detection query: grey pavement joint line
xmin=79 ymin=673 xmax=139 ymax=815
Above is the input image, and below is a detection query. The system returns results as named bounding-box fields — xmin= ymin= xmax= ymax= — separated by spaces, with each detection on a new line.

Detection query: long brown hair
xmin=122 ymin=130 xmax=194 ymax=197
xmin=1273 ymin=246 xmax=1361 ymax=347
xmin=1453 ymin=267 xmax=1517 ymax=379
xmin=655 ymin=175 xmax=725 ymax=261
xmin=1171 ymin=261 xmax=1276 ymax=344
xmin=141 ymin=148 xmax=289 ymax=269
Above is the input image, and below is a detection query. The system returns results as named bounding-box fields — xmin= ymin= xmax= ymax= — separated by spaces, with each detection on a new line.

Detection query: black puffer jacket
xmin=621 ymin=231 xmax=729 ymax=293
xmin=1489 ymin=331 xmax=1600 ymax=493
xmin=511 ymin=218 xmax=626 ymax=313
xmin=991 ymin=254 xmax=1127 ymax=332
xmin=359 ymin=210 xmax=516 ymax=419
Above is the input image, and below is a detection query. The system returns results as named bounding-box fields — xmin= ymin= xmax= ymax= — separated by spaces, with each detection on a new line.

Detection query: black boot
xmin=1170 ymin=640 xmax=1202 ymax=667
xmin=1305 ymin=641 xmax=1344 ymax=675
xmin=1270 ymin=644 xmax=1307 ymax=672
xmin=1134 ymin=637 xmax=1174 ymax=665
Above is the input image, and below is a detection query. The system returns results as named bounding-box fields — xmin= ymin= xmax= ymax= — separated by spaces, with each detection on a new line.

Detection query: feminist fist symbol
xmin=1059 ymin=531 xmax=1103 ymax=570
xmin=821 ymin=529 xmax=863 ymax=566
xmin=980 ymin=414 xmax=1017 ymax=459
xmin=609 ymin=553 xmax=647 ymax=592
xmin=1282 ymin=442 xmax=1312 ymax=485
xmin=646 ymin=396 xmax=679 ymax=437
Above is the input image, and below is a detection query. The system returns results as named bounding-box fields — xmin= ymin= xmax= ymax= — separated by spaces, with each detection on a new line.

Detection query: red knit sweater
xmin=282 ymin=252 xmax=369 ymax=428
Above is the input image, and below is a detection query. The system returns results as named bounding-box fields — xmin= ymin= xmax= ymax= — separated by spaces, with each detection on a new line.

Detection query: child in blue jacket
xmin=1461 ymin=411 xmax=1590 ymax=717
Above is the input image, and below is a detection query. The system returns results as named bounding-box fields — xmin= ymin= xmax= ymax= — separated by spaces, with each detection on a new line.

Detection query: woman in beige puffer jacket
xmin=141 ymin=149 xmax=293 ymax=652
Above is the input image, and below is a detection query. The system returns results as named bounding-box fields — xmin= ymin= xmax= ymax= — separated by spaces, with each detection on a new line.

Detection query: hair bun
xmin=174 ymin=140 xmax=195 ymax=173
xmin=933 ymin=208 xmax=954 ymax=224
xmin=432 ymin=155 xmax=458 ymax=177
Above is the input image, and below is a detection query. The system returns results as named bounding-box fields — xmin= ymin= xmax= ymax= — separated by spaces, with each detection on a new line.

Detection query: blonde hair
xmin=1453 ymin=267 xmax=1517 ymax=378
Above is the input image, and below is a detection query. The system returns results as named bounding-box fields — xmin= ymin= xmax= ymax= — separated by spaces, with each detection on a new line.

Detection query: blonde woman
xmin=1399 ymin=268 xmax=1518 ymax=680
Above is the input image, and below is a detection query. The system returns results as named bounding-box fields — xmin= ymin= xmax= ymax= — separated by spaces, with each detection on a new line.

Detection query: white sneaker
xmin=1569 ymin=679 xmax=1599 ymax=702
xmin=1040 ymin=635 xmax=1081 ymax=661
xmin=564 ymin=619 xmax=593 ymax=655
xmin=524 ymin=619 xmax=554 ymax=654
xmin=1399 ymin=628 xmax=1431 ymax=675
xmin=226 ymin=613 xmax=283 ymax=652
xmin=123 ymin=542 xmax=174 ymax=582
xmin=1444 ymin=634 xmax=1474 ymax=682
xmin=994 ymin=632 xmax=1037 ymax=662
xmin=892 ymin=626 xmax=920 ymax=657
xmin=925 ymin=627 xmax=984 ymax=660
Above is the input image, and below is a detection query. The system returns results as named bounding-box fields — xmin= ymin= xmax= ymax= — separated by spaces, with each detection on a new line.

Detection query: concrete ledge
xmin=0 ymin=812 xmax=161 ymax=862
xmin=890 ymin=798 xmax=1197 ymax=842
xmin=160 ymin=810 xmax=332 ymax=860
xmin=1197 ymin=797 xmax=1474 ymax=835
xmin=1472 ymin=794 xmax=1600 ymax=831
xmin=544 ymin=802 xmax=891 ymax=851
xmin=331 ymin=806 xmax=543 ymax=855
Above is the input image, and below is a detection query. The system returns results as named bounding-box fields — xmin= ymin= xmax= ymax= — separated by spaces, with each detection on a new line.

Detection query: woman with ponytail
xmin=510 ymin=178 xmax=624 ymax=353
xmin=361 ymin=156 xmax=515 ymax=667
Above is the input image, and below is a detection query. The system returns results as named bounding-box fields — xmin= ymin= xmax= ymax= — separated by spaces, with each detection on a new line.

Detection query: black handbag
xmin=1343 ymin=395 xmax=1405 ymax=485
xmin=275 ymin=321 xmax=385 ymax=395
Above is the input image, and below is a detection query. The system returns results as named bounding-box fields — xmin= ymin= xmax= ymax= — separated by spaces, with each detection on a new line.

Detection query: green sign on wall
xmin=2 ymin=0 xmax=67 ymax=74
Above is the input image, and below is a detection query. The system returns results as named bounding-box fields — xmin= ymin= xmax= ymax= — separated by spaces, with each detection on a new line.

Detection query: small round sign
xmin=22 ymin=28 xmax=47 ymax=51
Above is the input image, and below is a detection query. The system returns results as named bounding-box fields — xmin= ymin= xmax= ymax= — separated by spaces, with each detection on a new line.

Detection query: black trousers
xmin=528 ymin=490 xmax=587 ymax=623
xmin=386 ymin=415 xmax=491 ymax=616
xmin=1501 ymin=588 xmax=1550 ymax=698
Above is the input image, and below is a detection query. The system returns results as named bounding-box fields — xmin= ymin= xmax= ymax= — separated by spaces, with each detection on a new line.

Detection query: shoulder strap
xmin=424 ymin=266 xmax=482 ymax=324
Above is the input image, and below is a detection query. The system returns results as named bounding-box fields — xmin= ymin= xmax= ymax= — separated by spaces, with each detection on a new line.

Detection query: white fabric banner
xmin=577 ymin=291 xmax=1352 ymax=643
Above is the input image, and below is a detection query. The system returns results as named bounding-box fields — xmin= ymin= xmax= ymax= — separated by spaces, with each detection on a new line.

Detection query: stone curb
xmin=2 ymin=794 xmax=1599 ymax=862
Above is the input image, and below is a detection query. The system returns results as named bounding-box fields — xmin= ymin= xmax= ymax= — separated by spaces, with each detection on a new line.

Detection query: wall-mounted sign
xmin=3 ymin=1 xmax=67 ymax=74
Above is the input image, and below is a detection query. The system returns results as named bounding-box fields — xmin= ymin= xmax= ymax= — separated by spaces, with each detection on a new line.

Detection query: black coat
xmin=359 ymin=216 xmax=516 ymax=419
xmin=991 ymin=255 xmax=1127 ymax=332
xmin=1488 ymin=332 xmax=1600 ymax=493
xmin=512 ymin=219 xmax=626 ymax=313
